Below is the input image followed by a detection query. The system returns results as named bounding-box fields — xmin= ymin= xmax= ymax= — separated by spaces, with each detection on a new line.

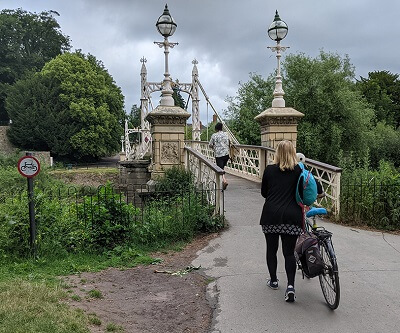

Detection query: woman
xmin=209 ymin=122 xmax=230 ymax=190
xmin=260 ymin=140 xmax=303 ymax=302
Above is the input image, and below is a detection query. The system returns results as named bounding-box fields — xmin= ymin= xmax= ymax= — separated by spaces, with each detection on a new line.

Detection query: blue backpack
xmin=296 ymin=162 xmax=318 ymax=206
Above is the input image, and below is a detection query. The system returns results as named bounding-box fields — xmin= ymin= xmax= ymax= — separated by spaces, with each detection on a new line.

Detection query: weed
xmin=106 ymin=322 xmax=124 ymax=332
xmin=88 ymin=289 xmax=103 ymax=299
xmin=88 ymin=313 xmax=101 ymax=326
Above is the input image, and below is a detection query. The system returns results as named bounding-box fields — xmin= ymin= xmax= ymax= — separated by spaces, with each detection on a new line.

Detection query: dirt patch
xmin=63 ymin=233 xmax=218 ymax=333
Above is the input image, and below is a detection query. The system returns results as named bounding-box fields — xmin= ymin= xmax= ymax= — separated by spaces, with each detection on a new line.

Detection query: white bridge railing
xmin=185 ymin=141 xmax=342 ymax=216
xmin=184 ymin=146 xmax=225 ymax=216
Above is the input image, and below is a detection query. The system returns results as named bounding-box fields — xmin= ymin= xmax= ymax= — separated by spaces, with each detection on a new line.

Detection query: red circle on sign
xmin=17 ymin=156 xmax=41 ymax=178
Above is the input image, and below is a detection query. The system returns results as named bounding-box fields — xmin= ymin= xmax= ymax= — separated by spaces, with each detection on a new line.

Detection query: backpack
xmin=296 ymin=162 xmax=318 ymax=206
xmin=295 ymin=232 xmax=324 ymax=278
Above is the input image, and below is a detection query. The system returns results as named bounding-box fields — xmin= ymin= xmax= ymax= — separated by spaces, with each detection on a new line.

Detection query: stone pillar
xmin=254 ymin=107 xmax=304 ymax=150
xmin=118 ymin=159 xmax=151 ymax=205
xmin=145 ymin=105 xmax=190 ymax=179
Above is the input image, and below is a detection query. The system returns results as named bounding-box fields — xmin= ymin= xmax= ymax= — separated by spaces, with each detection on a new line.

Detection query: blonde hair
xmin=274 ymin=140 xmax=298 ymax=171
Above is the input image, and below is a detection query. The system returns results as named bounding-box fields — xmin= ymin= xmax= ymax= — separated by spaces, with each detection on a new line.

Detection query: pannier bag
xmin=295 ymin=232 xmax=324 ymax=278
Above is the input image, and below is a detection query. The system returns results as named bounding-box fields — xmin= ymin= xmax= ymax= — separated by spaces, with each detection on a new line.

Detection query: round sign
xmin=17 ymin=156 xmax=40 ymax=178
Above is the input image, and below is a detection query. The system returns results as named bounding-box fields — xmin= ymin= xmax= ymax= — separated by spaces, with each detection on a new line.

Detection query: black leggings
xmin=264 ymin=233 xmax=298 ymax=286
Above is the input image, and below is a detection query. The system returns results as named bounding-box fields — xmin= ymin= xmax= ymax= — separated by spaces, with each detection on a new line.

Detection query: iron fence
xmin=340 ymin=179 xmax=400 ymax=230
xmin=0 ymin=184 xmax=225 ymax=257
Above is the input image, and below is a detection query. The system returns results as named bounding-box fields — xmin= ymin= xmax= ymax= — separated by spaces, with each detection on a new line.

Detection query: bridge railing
xmin=184 ymin=146 xmax=225 ymax=216
xmin=185 ymin=141 xmax=342 ymax=216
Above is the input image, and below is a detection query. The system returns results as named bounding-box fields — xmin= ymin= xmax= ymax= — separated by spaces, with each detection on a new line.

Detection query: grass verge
xmin=0 ymin=241 xmax=186 ymax=333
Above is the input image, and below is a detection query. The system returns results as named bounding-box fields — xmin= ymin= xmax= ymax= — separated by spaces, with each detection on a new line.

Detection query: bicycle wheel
xmin=319 ymin=240 xmax=340 ymax=309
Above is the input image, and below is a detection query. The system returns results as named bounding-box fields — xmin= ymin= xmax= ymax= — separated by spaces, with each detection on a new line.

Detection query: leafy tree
xmin=224 ymin=73 xmax=274 ymax=145
xmin=0 ymin=8 xmax=71 ymax=122
xmin=356 ymin=71 xmax=400 ymax=128
xmin=225 ymin=52 xmax=375 ymax=166
xmin=6 ymin=52 xmax=125 ymax=160
xmin=127 ymin=104 xmax=141 ymax=128
xmin=283 ymin=51 xmax=374 ymax=165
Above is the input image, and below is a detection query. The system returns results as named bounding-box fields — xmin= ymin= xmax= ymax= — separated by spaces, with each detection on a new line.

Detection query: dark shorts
xmin=216 ymin=155 xmax=229 ymax=169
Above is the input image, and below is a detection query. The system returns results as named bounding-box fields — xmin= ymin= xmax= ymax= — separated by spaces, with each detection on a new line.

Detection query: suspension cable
xmin=195 ymin=78 xmax=239 ymax=144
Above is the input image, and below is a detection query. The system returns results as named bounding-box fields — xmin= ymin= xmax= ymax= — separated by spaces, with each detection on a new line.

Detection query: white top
xmin=209 ymin=131 xmax=230 ymax=158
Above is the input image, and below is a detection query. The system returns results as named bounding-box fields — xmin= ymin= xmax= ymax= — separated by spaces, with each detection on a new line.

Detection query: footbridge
xmin=122 ymin=58 xmax=342 ymax=217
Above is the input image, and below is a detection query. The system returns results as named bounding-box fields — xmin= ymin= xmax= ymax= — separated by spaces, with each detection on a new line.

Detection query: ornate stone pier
xmin=145 ymin=105 xmax=190 ymax=179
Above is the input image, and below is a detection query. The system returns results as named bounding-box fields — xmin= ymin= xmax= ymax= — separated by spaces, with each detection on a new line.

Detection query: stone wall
xmin=0 ymin=126 xmax=16 ymax=154
xmin=118 ymin=159 xmax=151 ymax=205
xmin=0 ymin=126 xmax=52 ymax=165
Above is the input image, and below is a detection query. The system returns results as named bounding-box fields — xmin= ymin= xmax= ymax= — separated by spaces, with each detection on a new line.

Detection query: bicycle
xmin=296 ymin=206 xmax=340 ymax=310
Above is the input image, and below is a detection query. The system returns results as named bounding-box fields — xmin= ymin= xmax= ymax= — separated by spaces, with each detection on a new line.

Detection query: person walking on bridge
xmin=260 ymin=140 xmax=303 ymax=302
xmin=209 ymin=122 xmax=230 ymax=190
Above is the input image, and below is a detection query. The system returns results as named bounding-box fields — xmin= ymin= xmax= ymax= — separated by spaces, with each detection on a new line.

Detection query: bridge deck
xmin=193 ymin=174 xmax=400 ymax=333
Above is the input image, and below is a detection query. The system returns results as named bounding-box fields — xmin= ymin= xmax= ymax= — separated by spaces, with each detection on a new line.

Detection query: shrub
xmin=340 ymin=160 xmax=400 ymax=230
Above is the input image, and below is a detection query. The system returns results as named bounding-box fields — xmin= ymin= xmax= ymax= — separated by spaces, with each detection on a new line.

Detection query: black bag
xmin=295 ymin=232 xmax=324 ymax=278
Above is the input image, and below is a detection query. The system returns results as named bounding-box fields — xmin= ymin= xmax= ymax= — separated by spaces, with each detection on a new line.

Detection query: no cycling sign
xmin=17 ymin=155 xmax=40 ymax=178
xmin=17 ymin=153 xmax=41 ymax=257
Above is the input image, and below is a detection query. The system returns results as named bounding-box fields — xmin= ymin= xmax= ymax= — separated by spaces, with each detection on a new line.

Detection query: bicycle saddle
xmin=306 ymin=207 xmax=327 ymax=217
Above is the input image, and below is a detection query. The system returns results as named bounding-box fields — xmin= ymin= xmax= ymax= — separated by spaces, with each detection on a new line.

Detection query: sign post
xmin=17 ymin=152 xmax=40 ymax=257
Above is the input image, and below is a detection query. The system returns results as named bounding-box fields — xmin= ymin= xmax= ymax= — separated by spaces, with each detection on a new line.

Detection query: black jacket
xmin=260 ymin=164 xmax=303 ymax=228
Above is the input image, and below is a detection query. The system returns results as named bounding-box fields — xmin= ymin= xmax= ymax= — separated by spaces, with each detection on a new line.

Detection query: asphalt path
xmin=192 ymin=174 xmax=400 ymax=333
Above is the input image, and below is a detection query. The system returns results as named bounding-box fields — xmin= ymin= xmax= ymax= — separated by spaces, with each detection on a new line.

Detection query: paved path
xmin=192 ymin=175 xmax=400 ymax=333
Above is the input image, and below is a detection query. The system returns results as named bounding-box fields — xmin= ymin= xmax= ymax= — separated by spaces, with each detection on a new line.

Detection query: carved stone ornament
xmin=160 ymin=141 xmax=180 ymax=164
xmin=145 ymin=105 xmax=190 ymax=125
xmin=260 ymin=116 xmax=301 ymax=126
xmin=254 ymin=107 xmax=304 ymax=126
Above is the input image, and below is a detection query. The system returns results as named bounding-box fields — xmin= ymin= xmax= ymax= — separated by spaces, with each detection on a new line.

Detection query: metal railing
xmin=1 ymin=183 xmax=224 ymax=257
xmin=185 ymin=140 xmax=342 ymax=216
xmin=340 ymin=178 xmax=400 ymax=229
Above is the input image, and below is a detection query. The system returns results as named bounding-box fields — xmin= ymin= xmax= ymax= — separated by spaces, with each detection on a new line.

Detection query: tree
xmin=0 ymin=9 xmax=71 ymax=122
xmin=225 ymin=51 xmax=376 ymax=166
xmin=224 ymin=73 xmax=274 ymax=145
xmin=356 ymin=71 xmax=400 ymax=129
xmin=283 ymin=51 xmax=374 ymax=165
xmin=127 ymin=104 xmax=141 ymax=128
xmin=6 ymin=52 xmax=125 ymax=160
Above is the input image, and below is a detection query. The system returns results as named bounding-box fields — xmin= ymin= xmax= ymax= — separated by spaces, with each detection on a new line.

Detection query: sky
xmin=1 ymin=0 xmax=399 ymax=124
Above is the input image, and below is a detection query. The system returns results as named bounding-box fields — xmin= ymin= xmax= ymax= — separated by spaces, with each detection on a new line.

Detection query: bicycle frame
xmin=300 ymin=207 xmax=340 ymax=309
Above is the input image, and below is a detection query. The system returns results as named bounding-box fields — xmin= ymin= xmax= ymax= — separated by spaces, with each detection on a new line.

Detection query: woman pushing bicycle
xmin=260 ymin=140 xmax=303 ymax=302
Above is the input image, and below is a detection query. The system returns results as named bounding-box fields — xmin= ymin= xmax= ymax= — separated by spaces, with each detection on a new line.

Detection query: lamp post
xmin=154 ymin=4 xmax=178 ymax=107
xmin=267 ymin=10 xmax=289 ymax=108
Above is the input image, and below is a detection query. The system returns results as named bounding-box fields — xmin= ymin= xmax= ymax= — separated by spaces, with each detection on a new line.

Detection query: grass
xmin=50 ymin=168 xmax=118 ymax=175
xmin=106 ymin=322 xmax=124 ymax=332
xmin=87 ymin=289 xmax=103 ymax=299
xmin=0 ymin=242 xmax=185 ymax=333
xmin=0 ymin=279 xmax=89 ymax=333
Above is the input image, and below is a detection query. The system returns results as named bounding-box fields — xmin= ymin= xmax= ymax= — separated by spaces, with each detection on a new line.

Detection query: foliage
xmin=6 ymin=52 xmax=125 ymax=160
xmin=224 ymin=51 xmax=398 ymax=168
xmin=224 ymin=73 xmax=274 ymax=145
xmin=365 ymin=122 xmax=400 ymax=169
xmin=0 ymin=8 xmax=71 ymax=122
xmin=356 ymin=71 xmax=400 ymax=128
xmin=127 ymin=104 xmax=141 ymax=128
xmin=200 ymin=122 xmax=216 ymax=141
xmin=155 ymin=166 xmax=194 ymax=193
xmin=283 ymin=51 xmax=374 ymax=165
xmin=0 ymin=279 xmax=89 ymax=333
xmin=340 ymin=161 xmax=400 ymax=230
xmin=0 ymin=165 xmax=224 ymax=258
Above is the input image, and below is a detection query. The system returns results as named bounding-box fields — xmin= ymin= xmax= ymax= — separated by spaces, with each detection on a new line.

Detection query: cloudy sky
xmin=2 ymin=0 xmax=399 ymax=124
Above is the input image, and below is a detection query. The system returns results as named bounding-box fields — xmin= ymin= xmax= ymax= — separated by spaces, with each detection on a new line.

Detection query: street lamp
xmin=267 ymin=10 xmax=289 ymax=108
xmin=154 ymin=4 xmax=178 ymax=107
